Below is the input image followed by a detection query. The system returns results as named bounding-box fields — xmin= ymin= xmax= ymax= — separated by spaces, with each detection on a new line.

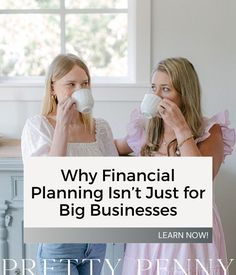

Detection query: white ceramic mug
xmin=72 ymin=88 xmax=94 ymax=113
xmin=140 ymin=93 xmax=161 ymax=119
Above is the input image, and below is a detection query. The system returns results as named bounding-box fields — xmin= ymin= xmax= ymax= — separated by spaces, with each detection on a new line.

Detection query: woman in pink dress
xmin=115 ymin=57 xmax=235 ymax=275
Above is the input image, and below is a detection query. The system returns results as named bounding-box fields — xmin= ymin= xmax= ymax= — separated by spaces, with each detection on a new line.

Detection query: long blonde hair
xmin=42 ymin=53 xmax=93 ymax=132
xmin=141 ymin=57 xmax=203 ymax=156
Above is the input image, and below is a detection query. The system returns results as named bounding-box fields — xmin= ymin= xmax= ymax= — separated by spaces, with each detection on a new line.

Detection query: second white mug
xmin=140 ymin=93 xmax=161 ymax=119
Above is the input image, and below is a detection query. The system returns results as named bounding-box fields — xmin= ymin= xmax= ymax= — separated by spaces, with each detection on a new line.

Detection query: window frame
xmin=0 ymin=0 xmax=151 ymax=99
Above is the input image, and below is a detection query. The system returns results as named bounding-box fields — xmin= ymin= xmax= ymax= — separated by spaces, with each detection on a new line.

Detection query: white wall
xmin=0 ymin=0 xmax=235 ymax=273
xmin=0 ymin=85 xmax=146 ymax=139
xmin=151 ymin=0 xmax=236 ymax=273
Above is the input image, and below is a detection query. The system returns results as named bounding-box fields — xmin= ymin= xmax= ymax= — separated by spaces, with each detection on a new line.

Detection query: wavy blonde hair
xmin=141 ymin=57 xmax=203 ymax=156
xmin=42 ymin=53 xmax=93 ymax=132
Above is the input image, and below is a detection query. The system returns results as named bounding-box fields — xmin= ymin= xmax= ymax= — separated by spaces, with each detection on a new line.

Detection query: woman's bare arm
xmin=48 ymin=97 xmax=75 ymax=156
xmin=114 ymin=139 xmax=133 ymax=156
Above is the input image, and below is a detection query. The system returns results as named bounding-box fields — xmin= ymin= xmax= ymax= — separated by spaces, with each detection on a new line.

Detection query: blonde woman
xmin=116 ymin=57 xmax=235 ymax=274
xmin=21 ymin=54 xmax=118 ymax=275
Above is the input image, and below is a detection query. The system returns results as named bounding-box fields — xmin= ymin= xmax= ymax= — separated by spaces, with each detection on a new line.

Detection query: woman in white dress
xmin=21 ymin=53 xmax=118 ymax=275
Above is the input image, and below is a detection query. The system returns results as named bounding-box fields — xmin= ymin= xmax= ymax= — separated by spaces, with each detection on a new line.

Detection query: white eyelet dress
xmin=21 ymin=115 xmax=118 ymax=275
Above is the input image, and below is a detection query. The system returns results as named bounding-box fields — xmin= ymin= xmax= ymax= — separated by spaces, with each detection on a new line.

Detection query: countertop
xmin=0 ymin=137 xmax=21 ymax=157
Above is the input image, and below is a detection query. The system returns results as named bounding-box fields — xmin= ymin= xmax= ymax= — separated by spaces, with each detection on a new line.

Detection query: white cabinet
xmin=0 ymin=158 xmax=124 ymax=275
xmin=0 ymin=158 xmax=32 ymax=275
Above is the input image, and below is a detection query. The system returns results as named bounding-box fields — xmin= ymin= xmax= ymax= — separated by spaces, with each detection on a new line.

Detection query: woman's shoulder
xmin=196 ymin=110 xmax=236 ymax=159
xmin=94 ymin=118 xmax=114 ymax=140
xmin=23 ymin=115 xmax=54 ymax=138
xmin=95 ymin=118 xmax=112 ymax=132
xmin=25 ymin=114 xmax=45 ymax=127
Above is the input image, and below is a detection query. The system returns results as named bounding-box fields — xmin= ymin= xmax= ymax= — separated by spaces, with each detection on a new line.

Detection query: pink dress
xmin=122 ymin=109 xmax=236 ymax=275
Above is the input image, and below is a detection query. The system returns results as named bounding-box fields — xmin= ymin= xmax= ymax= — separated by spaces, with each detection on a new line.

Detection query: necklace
xmin=159 ymin=136 xmax=181 ymax=156
xmin=162 ymin=136 xmax=175 ymax=147
xmin=162 ymin=137 xmax=168 ymax=146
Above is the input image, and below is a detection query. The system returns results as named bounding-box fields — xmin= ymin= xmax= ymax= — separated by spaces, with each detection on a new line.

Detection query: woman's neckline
xmin=41 ymin=115 xmax=98 ymax=145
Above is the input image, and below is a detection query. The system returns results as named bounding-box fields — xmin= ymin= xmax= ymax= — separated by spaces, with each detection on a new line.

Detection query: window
xmin=0 ymin=0 xmax=150 ymax=85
